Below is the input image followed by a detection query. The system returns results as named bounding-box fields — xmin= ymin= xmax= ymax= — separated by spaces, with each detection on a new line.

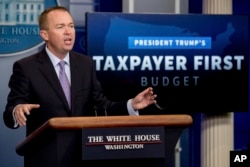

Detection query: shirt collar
xmin=45 ymin=46 xmax=70 ymax=67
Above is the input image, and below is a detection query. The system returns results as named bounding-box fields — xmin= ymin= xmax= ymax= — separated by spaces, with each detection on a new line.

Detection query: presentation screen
xmin=85 ymin=12 xmax=249 ymax=114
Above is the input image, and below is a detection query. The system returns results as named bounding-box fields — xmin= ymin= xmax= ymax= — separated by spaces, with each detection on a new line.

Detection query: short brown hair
xmin=38 ymin=6 xmax=70 ymax=30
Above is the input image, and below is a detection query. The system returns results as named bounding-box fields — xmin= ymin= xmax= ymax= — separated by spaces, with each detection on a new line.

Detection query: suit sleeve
xmin=3 ymin=61 xmax=29 ymax=129
xmin=89 ymin=58 xmax=129 ymax=116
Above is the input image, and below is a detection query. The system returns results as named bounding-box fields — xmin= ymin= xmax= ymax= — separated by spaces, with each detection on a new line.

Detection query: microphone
xmin=94 ymin=103 xmax=109 ymax=116
xmin=154 ymin=102 xmax=164 ymax=111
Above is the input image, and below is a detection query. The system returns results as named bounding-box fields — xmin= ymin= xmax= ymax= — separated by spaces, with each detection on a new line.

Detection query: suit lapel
xmin=70 ymin=53 xmax=80 ymax=114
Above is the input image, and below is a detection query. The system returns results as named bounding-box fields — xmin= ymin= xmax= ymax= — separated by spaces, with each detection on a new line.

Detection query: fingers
xmin=139 ymin=87 xmax=152 ymax=95
xmin=148 ymin=96 xmax=157 ymax=105
xmin=145 ymin=87 xmax=156 ymax=100
xmin=146 ymin=87 xmax=157 ymax=106
xmin=14 ymin=104 xmax=40 ymax=126
xmin=146 ymin=87 xmax=153 ymax=94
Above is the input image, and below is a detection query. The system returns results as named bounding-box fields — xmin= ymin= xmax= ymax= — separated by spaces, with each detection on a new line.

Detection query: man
xmin=3 ymin=6 xmax=157 ymax=136
xmin=2 ymin=6 xmax=157 ymax=167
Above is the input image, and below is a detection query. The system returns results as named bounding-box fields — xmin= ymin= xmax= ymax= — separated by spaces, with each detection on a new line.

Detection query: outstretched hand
xmin=13 ymin=104 xmax=40 ymax=126
xmin=131 ymin=87 xmax=157 ymax=110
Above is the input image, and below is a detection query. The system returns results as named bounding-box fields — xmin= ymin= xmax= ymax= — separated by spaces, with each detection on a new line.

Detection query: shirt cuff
xmin=127 ymin=99 xmax=139 ymax=116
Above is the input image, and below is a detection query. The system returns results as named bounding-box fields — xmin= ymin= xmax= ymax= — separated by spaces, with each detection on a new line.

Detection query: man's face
xmin=40 ymin=10 xmax=76 ymax=58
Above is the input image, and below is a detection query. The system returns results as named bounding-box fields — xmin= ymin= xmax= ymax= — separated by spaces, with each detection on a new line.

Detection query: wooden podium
xmin=16 ymin=115 xmax=193 ymax=167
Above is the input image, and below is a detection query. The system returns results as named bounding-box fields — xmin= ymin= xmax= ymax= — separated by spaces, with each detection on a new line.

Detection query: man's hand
xmin=13 ymin=104 xmax=40 ymax=126
xmin=131 ymin=87 xmax=157 ymax=110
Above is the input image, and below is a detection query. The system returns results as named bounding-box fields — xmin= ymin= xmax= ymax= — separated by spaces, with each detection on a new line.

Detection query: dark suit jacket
xmin=3 ymin=47 xmax=129 ymax=136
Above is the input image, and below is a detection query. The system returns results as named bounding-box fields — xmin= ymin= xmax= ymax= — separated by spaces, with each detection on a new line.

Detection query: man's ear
xmin=40 ymin=30 xmax=48 ymax=41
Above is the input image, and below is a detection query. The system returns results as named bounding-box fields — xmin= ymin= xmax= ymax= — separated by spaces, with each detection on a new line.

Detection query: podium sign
xmin=82 ymin=126 xmax=165 ymax=160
